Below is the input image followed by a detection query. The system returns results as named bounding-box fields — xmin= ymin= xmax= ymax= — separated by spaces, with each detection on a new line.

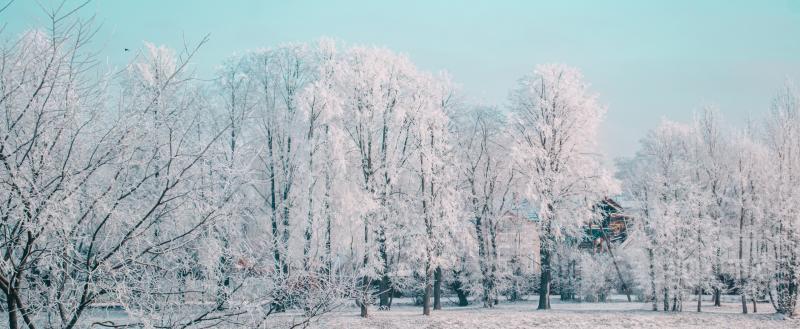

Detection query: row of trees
xmin=0 ymin=5 xmax=618 ymax=325
xmin=3 ymin=5 xmax=799 ymax=328
xmin=619 ymin=85 xmax=800 ymax=316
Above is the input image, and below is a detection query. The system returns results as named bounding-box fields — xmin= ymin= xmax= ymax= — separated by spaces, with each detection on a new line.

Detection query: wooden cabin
xmin=580 ymin=197 xmax=633 ymax=252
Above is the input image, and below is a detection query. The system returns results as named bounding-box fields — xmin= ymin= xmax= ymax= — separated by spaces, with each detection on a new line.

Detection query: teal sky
xmin=3 ymin=0 xmax=800 ymax=161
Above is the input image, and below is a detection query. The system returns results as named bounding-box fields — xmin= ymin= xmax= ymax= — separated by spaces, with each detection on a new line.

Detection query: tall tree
xmin=454 ymin=107 xmax=515 ymax=308
xmin=762 ymin=82 xmax=800 ymax=316
xmin=509 ymin=64 xmax=614 ymax=310
xmin=334 ymin=46 xmax=420 ymax=316
xmin=411 ymin=73 xmax=460 ymax=315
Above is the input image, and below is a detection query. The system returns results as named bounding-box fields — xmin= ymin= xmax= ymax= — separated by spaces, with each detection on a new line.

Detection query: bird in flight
xmin=124 ymin=48 xmax=130 ymax=52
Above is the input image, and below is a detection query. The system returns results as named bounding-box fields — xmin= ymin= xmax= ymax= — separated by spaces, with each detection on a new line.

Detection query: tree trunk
xmin=697 ymin=288 xmax=702 ymax=312
xmin=736 ymin=200 xmax=747 ymax=314
xmin=323 ymin=126 xmax=334 ymax=275
xmin=537 ymin=244 xmax=551 ymax=310
xmin=420 ymin=152 xmax=434 ymax=317
xmin=555 ymin=260 xmax=568 ymax=302
xmin=377 ymin=109 xmax=394 ymax=311
xmin=488 ymin=214 xmax=500 ymax=307
xmin=456 ymin=288 xmax=469 ymax=306
xmin=693 ymin=289 xmax=699 ymax=313
xmin=697 ymin=231 xmax=702 ymax=313
xmin=360 ymin=216 xmax=370 ymax=318
xmin=775 ymin=223 xmax=799 ymax=316
xmin=434 ymin=266 xmax=443 ymax=310
xmin=267 ymin=132 xmax=287 ymax=313
xmin=472 ymin=203 xmax=492 ymax=308
xmin=378 ymin=273 xmax=391 ymax=310
xmin=648 ymin=248 xmax=657 ymax=311
xmin=303 ymin=202 xmax=314 ymax=271
xmin=7 ymin=290 xmax=18 ymax=329
xmin=740 ymin=294 xmax=748 ymax=314
xmin=360 ymin=301 xmax=369 ymax=318
xmin=268 ymin=133 xmax=280 ymax=274
xmin=451 ymin=268 xmax=470 ymax=307
xmin=377 ymin=229 xmax=392 ymax=310
xmin=324 ymin=181 xmax=332 ymax=274
xmin=280 ymin=136 xmax=293 ymax=278
xmin=423 ymin=269 xmax=432 ymax=315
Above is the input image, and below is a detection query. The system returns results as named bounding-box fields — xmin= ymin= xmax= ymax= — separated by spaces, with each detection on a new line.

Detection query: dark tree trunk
xmin=267 ymin=132 xmax=286 ymax=313
xmin=423 ymin=270 xmax=432 ymax=315
xmin=434 ymin=266 xmax=443 ymax=310
xmin=537 ymin=245 xmax=551 ymax=310
xmin=7 ymin=290 xmax=18 ymax=329
xmin=378 ymin=229 xmax=392 ymax=310
xmin=663 ymin=261 xmax=670 ymax=312
xmin=378 ymin=274 xmax=391 ymax=309
xmin=280 ymin=136 xmax=293 ymax=278
xmin=451 ymin=271 xmax=470 ymax=307
xmin=648 ymin=248 xmax=657 ymax=311
xmin=473 ymin=209 xmax=492 ymax=308
xmin=324 ymin=189 xmax=332 ymax=274
xmin=696 ymin=231 xmax=702 ymax=313
xmin=537 ymin=210 xmax=554 ymax=311
xmin=697 ymin=288 xmax=702 ymax=312
xmin=323 ymin=126 xmax=334 ymax=275
xmin=489 ymin=215 xmax=500 ymax=307
xmin=741 ymin=295 xmax=748 ymax=314
xmin=456 ymin=288 xmax=469 ymax=306
xmin=360 ymin=217 xmax=370 ymax=318
xmin=360 ymin=301 xmax=368 ymax=318
xmin=738 ymin=203 xmax=747 ymax=314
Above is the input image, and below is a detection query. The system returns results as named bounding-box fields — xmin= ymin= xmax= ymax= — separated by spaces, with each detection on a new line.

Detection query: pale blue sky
xmin=3 ymin=0 xmax=799 ymax=160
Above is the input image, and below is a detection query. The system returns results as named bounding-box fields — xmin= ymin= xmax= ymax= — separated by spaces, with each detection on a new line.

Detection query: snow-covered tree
xmin=509 ymin=64 xmax=616 ymax=310
xmin=331 ymin=46 xmax=426 ymax=316
xmin=620 ymin=120 xmax=715 ymax=312
xmin=762 ymin=82 xmax=800 ymax=316
xmin=454 ymin=106 xmax=516 ymax=308
xmin=728 ymin=128 xmax=769 ymax=314
xmin=408 ymin=73 xmax=461 ymax=315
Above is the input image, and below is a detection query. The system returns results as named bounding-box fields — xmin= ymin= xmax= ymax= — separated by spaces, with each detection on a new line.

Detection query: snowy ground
xmin=42 ymin=295 xmax=800 ymax=328
xmin=268 ymin=296 xmax=800 ymax=329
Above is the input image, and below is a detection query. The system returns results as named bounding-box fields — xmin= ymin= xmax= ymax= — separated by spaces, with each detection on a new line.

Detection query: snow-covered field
xmin=35 ymin=295 xmax=800 ymax=328
xmin=268 ymin=296 xmax=800 ymax=329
